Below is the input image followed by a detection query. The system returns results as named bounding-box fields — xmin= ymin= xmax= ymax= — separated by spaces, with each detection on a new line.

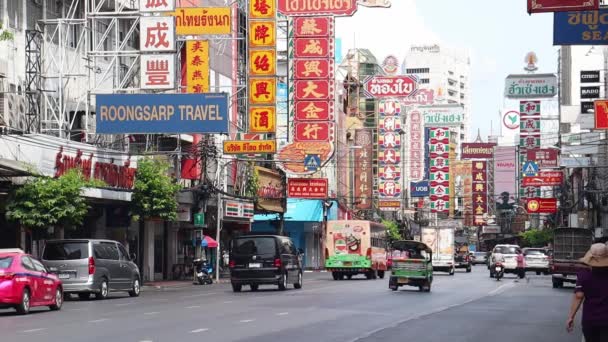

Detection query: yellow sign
xmin=249 ymin=49 xmax=276 ymax=76
xmin=186 ymin=40 xmax=209 ymax=93
xmin=249 ymin=78 xmax=276 ymax=105
xmin=173 ymin=7 xmax=231 ymax=35
xmin=249 ymin=106 xmax=276 ymax=133
xmin=249 ymin=0 xmax=275 ymax=19
xmin=223 ymin=140 xmax=276 ymax=154
xmin=249 ymin=21 xmax=276 ymax=48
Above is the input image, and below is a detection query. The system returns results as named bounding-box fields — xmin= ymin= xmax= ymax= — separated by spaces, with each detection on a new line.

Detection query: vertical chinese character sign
xmin=429 ymin=127 xmax=450 ymax=214
xmin=472 ymin=161 xmax=488 ymax=226
xmin=186 ymin=40 xmax=209 ymax=93
xmin=378 ymin=100 xmax=402 ymax=210
xmin=519 ymin=100 xmax=541 ymax=199
xmin=408 ymin=109 xmax=424 ymax=182
xmin=139 ymin=1 xmax=176 ymax=90
xmin=248 ymin=0 xmax=277 ymax=136
xmin=355 ymin=129 xmax=373 ymax=210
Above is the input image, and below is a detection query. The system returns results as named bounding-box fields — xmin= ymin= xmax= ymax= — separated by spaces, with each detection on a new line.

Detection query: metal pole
xmin=215 ymin=160 xmax=224 ymax=283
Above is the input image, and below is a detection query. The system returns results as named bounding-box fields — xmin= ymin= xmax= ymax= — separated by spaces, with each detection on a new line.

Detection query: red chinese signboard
xmin=522 ymin=171 xmax=564 ymax=187
xmin=294 ymin=122 xmax=332 ymax=142
xmin=287 ymin=178 xmax=328 ymax=199
xmin=294 ymin=59 xmax=331 ymax=79
xmin=526 ymin=148 xmax=559 ymax=168
xmin=295 ymin=80 xmax=330 ymax=100
xmin=294 ymin=17 xmax=332 ymax=37
xmin=354 ymin=130 xmax=373 ymax=210
xmin=363 ymin=75 xmax=417 ymax=98
xmin=295 ymin=101 xmax=331 ymax=121
xmin=527 ymin=0 xmax=598 ymax=14
xmin=594 ymin=100 xmax=608 ymax=129
xmin=278 ymin=0 xmax=358 ymax=16
xmin=294 ymin=38 xmax=331 ymax=58
xmin=526 ymin=198 xmax=558 ymax=214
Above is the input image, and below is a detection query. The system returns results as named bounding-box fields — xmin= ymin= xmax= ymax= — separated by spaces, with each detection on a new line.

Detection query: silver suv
xmin=41 ymin=239 xmax=140 ymax=300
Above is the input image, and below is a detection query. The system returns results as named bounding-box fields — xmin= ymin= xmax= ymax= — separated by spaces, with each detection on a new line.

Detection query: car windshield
xmin=474 ymin=252 xmax=486 ymax=257
xmin=494 ymin=246 xmax=519 ymax=254
xmin=525 ymin=250 xmax=546 ymax=256
xmin=0 ymin=256 xmax=13 ymax=269
xmin=232 ymin=237 xmax=276 ymax=256
xmin=43 ymin=242 xmax=89 ymax=260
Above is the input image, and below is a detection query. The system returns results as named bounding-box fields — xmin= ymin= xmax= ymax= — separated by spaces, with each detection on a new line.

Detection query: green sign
xmin=194 ymin=213 xmax=205 ymax=227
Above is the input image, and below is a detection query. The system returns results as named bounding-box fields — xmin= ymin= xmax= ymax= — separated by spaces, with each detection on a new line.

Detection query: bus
xmin=324 ymin=220 xmax=388 ymax=280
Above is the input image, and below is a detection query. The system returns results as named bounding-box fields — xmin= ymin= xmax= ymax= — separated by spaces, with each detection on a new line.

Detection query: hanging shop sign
xmin=255 ymin=166 xmax=285 ymax=213
xmin=294 ymin=122 xmax=332 ymax=142
xmin=526 ymin=148 xmax=559 ymax=168
xmin=224 ymin=200 xmax=254 ymax=219
xmin=249 ymin=78 xmax=276 ymax=105
xmin=295 ymin=101 xmax=332 ymax=121
xmin=554 ymin=9 xmax=608 ymax=45
xmin=581 ymin=86 xmax=600 ymax=99
xmin=249 ymin=50 xmax=277 ymax=76
xmin=422 ymin=105 xmax=465 ymax=126
xmin=287 ymin=178 xmax=328 ymax=199
xmin=429 ymin=127 xmax=450 ymax=214
xmin=294 ymin=38 xmax=332 ymax=58
xmin=173 ymin=7 xmax=231 ymax=35
xmin=504 ymin=73 xmax=557 ymax=99
xmin=410 ymin=181 xmax=430 ymax=197
xmin=248 ymin=20 xmax=276 ymax=48
xmin=223 ymin=140 xmax=277 ymax=154
xmin=581 ymin=70 xmax=601 ymax=83
xmin=378 ymin=200 xmax=401 ymax=211
xmin=560 ymin=157 xmax=591 ymax=167
xmin=594 ymin=99 xmax=608 ymax=129
xmin=503 ymin=110 xmax=520 ymax=130
xmin=294 ymin=17 xmax=333 ymax=36
xmin=582 ymin=101 xmax=595 ymax=114
xmin=140 ymin=0 xmax=175 ymax=12
xmin=248 ymin=106 xmax=277 ymax=133
xmin=96 ymin=93 xmax=228 ymax=134
xmin=278 ymin=0 xmax=358 ymax=16
xmin=409 ymin=110 xmax=424 ymax=181
xmin=354 ymin=129 xmax=373 ymax=210
xmin=186 ymin=40 xmax=210 ymax=93
xmin=401 ymin=89 xmax=434 ymax=106
xmin=363 ymin=75 xmax=418 ymax=98
xmin=250 ymin=0 xmax=276 ymax=18
xmin=140 ymin=16 xmax=176 ymax=53
xmin=527 ymin=0 xmax=598 ymax=14
xmin=461 ymin=143 xmax=496 ymax=159
xmin=140 ymin=54 xmax=175 ymax=90
xmin=522 ymin=171 xmax=564 ymax=187
xmin=294 ymin=80 xmax=331 ymax=100
xmin=526 ymin=198 xmax=558 ymax=214
xmin=294 ymin=59 xmax=332 ymax=79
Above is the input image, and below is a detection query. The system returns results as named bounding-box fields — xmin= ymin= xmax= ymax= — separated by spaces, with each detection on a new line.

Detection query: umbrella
xmin=201 ymin=235 xmax=218 ymax=248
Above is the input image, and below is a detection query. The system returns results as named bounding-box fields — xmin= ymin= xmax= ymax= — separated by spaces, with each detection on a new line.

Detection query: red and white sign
xmin=379 ymin=181 xmax=401 ymax=198
xmin=363 ymin=75 xmax=417 ymax=98
xmin=378 ymin=149 xmax=401 ymax=164
xmin=140 ymin=54 xmax=175 ymax=89
xmin=294 ymin=17 xmax=332 ymax=37
xmin=294 ymin=122 xmax=332 ymax=142
xmin=294 ymin=38 xmax=332 ymax=58
xmin=409 ymin=110 xmax=424 ymax=181
xmin=522 ymin=171 xmax=563 ymax=187
xmin=401 ymin=89 xmax=434 ymax=106
xmin=594 ymin=100 xmax=608 ymax=130
xmin=379 ymin=165 xmax=401 ymax=181
xmin=140 ymin=0 xmax=175 ymax=12
xmin=287 ymin=178 xmax=328 ymax=199
xmin=526 ymin=198 xmax=558 ymax=213
xmin=278 ymin=0 xmax=358 ymax=16
xmin=294 ymin=59 xmax=332 ymax=79
xmin=295 ymin=101 xmax=331 ymax=121
xmin=527 ymin=0 xmax=598 ymax=14
xmin=140 ymin=16 xmax=175 ymax=52
xmin=526 ymin=148 xmax=559 ymax=168
xmin=295 ymin=80 xmax=331 ymax=100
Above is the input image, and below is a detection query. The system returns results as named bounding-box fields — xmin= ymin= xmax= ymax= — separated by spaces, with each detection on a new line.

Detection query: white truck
xmin=421 ymin=227 xmax=455 ymax=275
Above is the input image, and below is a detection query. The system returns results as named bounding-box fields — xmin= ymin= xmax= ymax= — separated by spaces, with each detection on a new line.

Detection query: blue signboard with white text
xmin=410 ymin=181 xmax=430 ymax=197
xmin=554 ymin=10 xmax=608 ymax=45
xmin=95 ymin=93 xmax=229 ymax=134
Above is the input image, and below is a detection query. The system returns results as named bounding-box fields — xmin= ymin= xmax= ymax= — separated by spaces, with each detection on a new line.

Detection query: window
xmin=420 ymin=78 xmax=430 ymax=84
xmin=117 ymin=244 xmax=130 ymax=261
xmin=31 ymin=258 xmax=47 ymax=273
xmin=21 ymin=256 xmax=35 ymax=271
xmin=102 ymin=242 xmax=120 ymax=260
xmin=8 ymin=0 xmax=23 ymax=30
xmin=0 ymin=257 xmax=13 ymax=269
xmin=233 ymin=237 xmax=276 ymax=257
xmin=405 ymin=68 xmax=430 ymax=74
xmin=44 ymin=242 xmax=90 ymax=260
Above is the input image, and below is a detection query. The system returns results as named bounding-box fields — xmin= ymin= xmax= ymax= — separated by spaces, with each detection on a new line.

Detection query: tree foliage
xmin=5 ymin=170 xmax=97 ymax=229
xmin=0 ymin=22 xmax=14 ymax=42
xmin=519 ymin=229 xmax=553 ymax=247
xmin=131 ymin=158 xmax=181 ymax=221
xmin=382 ymin=219 xmax=402 ymax=241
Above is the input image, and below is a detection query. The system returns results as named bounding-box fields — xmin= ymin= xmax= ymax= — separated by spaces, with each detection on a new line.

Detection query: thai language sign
xmin=526 ymin=198 xmax=557 ymax=214
xmin=223 ymin=140 xmax=276 ymax=154
xmin=504 ymin=74 xmax=557 ymax=99
xmin=528 ymin=0 xmax=598 ymax=14
xmin=278 ymin=0 xmax=358 ymax=16
xmin=363 ymin=75 xmax=418 ymax=98
xmin=522 ymin=171 xmax=564 ymax=187
xmin=422 ymin=105 xmax=465 ymax=126
xmin=461 ymin=143 xmax=496 ymax=159
xmin=554 ymin=9 xmax=608 ymax=45
xmin=288 ymin=178 xmax=328 ymax=199
xmin=95 ymin=93 xmax=228 ymax=134
xmin=173 ymin=7 xmax=231 ymax=35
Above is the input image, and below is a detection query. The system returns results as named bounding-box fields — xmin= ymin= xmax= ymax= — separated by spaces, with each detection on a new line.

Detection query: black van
xmin=229 ymin=234 xmax=303 ymax=292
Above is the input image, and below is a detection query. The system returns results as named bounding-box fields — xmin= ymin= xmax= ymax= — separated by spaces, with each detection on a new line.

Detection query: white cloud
xmin=335 ymin=0 xmax=441 ymax=61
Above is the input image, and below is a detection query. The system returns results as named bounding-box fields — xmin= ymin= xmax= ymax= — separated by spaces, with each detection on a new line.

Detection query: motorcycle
xmin=494 ymin=261 xmax=504 ymax=281
xmin=193 ymin=258 xmax=213 ymax=285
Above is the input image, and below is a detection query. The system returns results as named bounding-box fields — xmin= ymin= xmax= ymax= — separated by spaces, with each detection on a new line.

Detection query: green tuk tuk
xmin=388 ymin=240 xmax=433 ymax=292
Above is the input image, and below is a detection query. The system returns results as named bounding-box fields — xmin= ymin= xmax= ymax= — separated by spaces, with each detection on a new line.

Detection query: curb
xmin=142 ymin=279 xmax=231 ymax=291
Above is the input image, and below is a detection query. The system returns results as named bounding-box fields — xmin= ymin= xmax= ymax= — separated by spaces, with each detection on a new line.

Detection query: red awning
xmin=202 ymin=235 xmax=218 ymax=248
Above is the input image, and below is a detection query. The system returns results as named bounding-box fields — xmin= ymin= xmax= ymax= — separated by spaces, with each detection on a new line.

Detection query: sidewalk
xmin=142 ymin=278 xmax=231 ymax=291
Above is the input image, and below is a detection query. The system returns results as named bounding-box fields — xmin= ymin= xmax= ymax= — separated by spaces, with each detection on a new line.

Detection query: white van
xmin=490 ymin=244 xmax=522 ymax=277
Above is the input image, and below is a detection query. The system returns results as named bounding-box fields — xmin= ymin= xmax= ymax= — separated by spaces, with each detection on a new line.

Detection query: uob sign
xmin=410 ymin=181 xmax=430 ymax=197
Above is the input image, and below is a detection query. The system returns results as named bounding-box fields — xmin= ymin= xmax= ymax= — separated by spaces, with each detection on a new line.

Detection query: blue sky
xmin=336 ymin=0 xmax=559 ymax=140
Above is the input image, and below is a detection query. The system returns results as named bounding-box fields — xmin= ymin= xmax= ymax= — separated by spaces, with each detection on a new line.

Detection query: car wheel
xmin=250 ymin=284 xmax=259 ymax=291
xmin=50 ymin=287 xmax=63 ymax=311
xmin=346 ymin=274 xmax=352 ymax=280
xmin=16 ymin=288 xmax=31 ymax=315
xmin=278 ymin=272 xmax=287 ymax=291
xmin=449 ymin=268 xmax=455 ymax=276
xmin=231 ymin=283 xmax=242 ymax=292
xmin=421 ymin=283 xmax=431 ymax=292
xmin=378 ymin=270 xmax=385 ymax=279
xmin=466 ymin=266 xmax=472 ymax=273
xmin=95 ymin=279 xmax=109 ymax=300
xmin=536 ymin=271 xmax=541 ymax=276
xmin=332 ymin=272 xmax=339 ymax=280
xmin=128 ymin=278 xmax=140 ymax=297
xmin=294 ymin=272 xmax=303 ymax=289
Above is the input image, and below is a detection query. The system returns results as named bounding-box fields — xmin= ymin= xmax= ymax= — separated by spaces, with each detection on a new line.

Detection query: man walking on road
xmin=566 ymin=243 xmax=608 ymax=342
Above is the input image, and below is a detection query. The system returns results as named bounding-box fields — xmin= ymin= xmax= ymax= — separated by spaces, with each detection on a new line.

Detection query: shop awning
xmin=254 ymin=199 xmax=338 ymax=222
xmin=201 ymin=235 xmax=218 ymax=248
xmin=0 ymin=158 xmax=34 ymax=178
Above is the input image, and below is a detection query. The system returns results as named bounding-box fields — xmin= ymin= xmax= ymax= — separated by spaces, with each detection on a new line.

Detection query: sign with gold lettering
xmin=294 ymin=59 xmax=331 ymax=79
xmin=248 ymin=106 xmax=276 ymax=133
xmin=249 ymin=0 xmax=276 ymax=18
xmin=95 ymin=93 xmax=229 ymax=134
xmin=248 ymin=20 xmax=276 ymax=48
xmin=554 ymin=9 xmax=608 ymax=45
xmin=223 ymin=140 xmax=277 ymax=154
xmin=173 ymin=7 xmax=231 ymax=35
xmin=295 ymin=101 xmax=331 ymax=121
xmin=249 ymin=50 xmax=276 ymax=76
xmin=528 ymin=0 xmax=598 ymax=14
xmin=249 ymin=78 xmax=276 ymax=105
xmin=278 ymin=0 xmax=358 ymax=16
xmin=186 ymin=40 xmax=209 ymax=93
xmin=294 ymin=122 xmax=332 ymax=142
xmin=294 ymin=17 xmax=332 ymax=37
xmin=295 ymin=80 xmax=331 ymax=100
xmin=294 ymin=38 xmax=331 ymax=58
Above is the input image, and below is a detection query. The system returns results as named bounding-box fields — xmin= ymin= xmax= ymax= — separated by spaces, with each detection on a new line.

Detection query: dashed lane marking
xmin=276 ymin=312 xmax=289 ymax=316
xmin=21 ymin=328 xmax=46 ymax=333
xmin=185 ymin=305 xmax=201 ymax=309
xmin=190 ymin=328 xmax=209 ymax=333
xmin=143 ymin=311 xmax=160 ymax=315
xmin=239 ymin=319 xmax=255 ymax=323
xmin=89 ymin=318 xmax=109 ymax=323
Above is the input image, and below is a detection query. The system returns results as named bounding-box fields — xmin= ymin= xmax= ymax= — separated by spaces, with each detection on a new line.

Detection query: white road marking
xmin=115 ymin=302 xmax=134 ymax=307
xmin=68 ymin=308 xmax=85 ymax=311
xmin=139 ymin=340 xmax=153 ymax=342
xmin=89 ymin=318 xmax=109 ymax=323
xmin=239 ymin=319 xmax=255 ymax=323
xmin=489 ymin=283 xmax=514 ymax=296
xmin=276 ymin=312 xmax=289 ymax=316
xmin=21 ymin=328 xmax=45 ymax=333
xmin=190 ymin=328 xmax=209 ymax=333
xmin=223 ymin=300 xmax=233 ymax=304
xmin=185 ymin=305 xmax=201 ymax=309
xmin=180 ymin=292 xmax=217 ymax=299
xmin=143 ymin=311 xmax=159 ymax=315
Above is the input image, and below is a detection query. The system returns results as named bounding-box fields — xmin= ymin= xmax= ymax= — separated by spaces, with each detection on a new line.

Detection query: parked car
xmin=0 ymin=249 xmax=63 ymax=314
xmin=229 ymin=234 xmax=303 ymax=292
xmin=471 ymin=252 xmax=487 ymax=265
xmin=41 ymin=239 xmax=140 ymax=300
xmin=523 ymin=248 xmax=549 ymax=275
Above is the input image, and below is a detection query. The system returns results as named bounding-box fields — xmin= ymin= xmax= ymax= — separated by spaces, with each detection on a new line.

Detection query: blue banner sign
xmin=96 ymin=93 xmax=229 ymax=134
xmin=410 ymin=181 xmax=430 ymax=197
xmin=554 ymin=10 xmax=608 ymax=45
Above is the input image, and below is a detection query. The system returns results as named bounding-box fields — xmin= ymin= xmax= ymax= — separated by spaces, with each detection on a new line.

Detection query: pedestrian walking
xmin=566 ymin=243 xmax=608 ymax=342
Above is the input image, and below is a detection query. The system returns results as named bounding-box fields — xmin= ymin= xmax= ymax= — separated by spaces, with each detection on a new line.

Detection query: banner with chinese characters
xmin=140 ymin=5 xmax=176 ymax=90
xmin=354 ymin=129 xmax=373 ymax=210
xmin=377 ymin=100 xmax=402 ymax=211
xmin=429 ymin=127 xmax=450 ymax=214
xmin=472 ymin=161 xmax=488 ymax=226
xmin=519 ymin=100 xmax=541 ymax=199
xmin=451 ymin=161 xmax=473 ymax=226
xmin=248 ymin=0 xmax=277 ymax=141
xmin=408 ymin=109 xmax=424 ymax=181
xmin=186 ymin=40 xmax=209 ymax=93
